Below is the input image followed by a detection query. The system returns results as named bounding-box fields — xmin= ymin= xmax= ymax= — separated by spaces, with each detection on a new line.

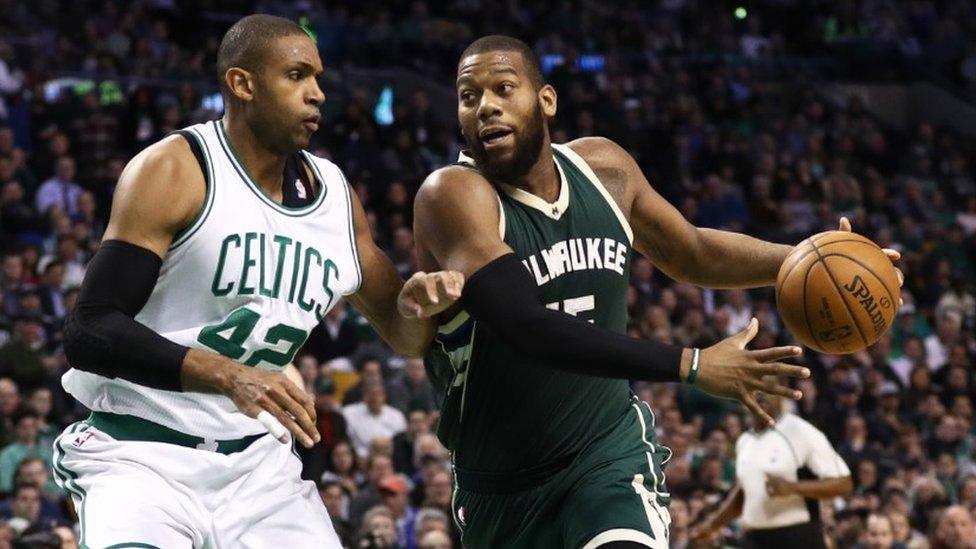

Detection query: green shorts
xmin=451 ymin=397 xmax=672 ymax=549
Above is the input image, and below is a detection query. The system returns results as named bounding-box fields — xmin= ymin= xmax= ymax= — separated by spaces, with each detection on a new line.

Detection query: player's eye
xmin=288 ymin=71 xmax=302 ymax=80
xmin=499 ymin=83 xmax=515 ymax=93
xmin=459 ymin=90 xmax=476 ymax=102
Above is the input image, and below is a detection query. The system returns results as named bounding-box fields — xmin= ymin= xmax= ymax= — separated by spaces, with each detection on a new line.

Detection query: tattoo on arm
xmin=592 ymin=166 xmax=630 ymax=217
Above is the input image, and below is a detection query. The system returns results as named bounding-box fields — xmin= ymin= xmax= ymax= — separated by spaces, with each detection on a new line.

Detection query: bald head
xmin=216 ymin=15 xmax=310 ymax=94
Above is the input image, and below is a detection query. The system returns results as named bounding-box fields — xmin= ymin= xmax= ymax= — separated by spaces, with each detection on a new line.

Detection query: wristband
xmin=686 ymin=348 xmax=701 ymax=385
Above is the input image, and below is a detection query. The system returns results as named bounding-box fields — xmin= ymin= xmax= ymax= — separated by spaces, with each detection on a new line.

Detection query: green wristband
xmin=686 ymin=348 xmax=701 ymax=385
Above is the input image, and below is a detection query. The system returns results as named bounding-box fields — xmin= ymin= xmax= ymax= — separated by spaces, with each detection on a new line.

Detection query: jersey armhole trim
xmin=169 ymin=128 xmax=215 ymax=250
xmin=496 ymin=193 xmax=506 ymax=240
xmin=552 ymin=143 xmax=635 ymax=244
xmin=325 ymin=163 xmax=363 ymax=293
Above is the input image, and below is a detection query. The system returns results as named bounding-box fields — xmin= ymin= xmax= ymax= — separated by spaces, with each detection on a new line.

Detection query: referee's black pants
xmin=742 ymin=521 xmax=827 ymax=549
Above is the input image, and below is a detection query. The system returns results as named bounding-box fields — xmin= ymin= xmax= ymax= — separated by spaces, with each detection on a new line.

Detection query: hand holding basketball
xmin=776 ymin=218 xmax=903 ymax=354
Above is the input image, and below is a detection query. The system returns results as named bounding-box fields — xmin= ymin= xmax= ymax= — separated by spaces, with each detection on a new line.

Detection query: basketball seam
xmin=818 ymin=253 xmax=898 ymax=310
xmin=809 ymin=241 xmax=870 ymax=349
xmin=800 ymin=261 xmax=822 ymax=351
xmin=778 ymin=238 xmax=878 ymax=289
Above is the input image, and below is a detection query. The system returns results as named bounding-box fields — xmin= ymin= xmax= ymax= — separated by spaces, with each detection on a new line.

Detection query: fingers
xmin=838 ymin=216 xmax=852 ymax=232
xmin=282 ymin=378 xmax=318 ymax=440
xmin=257 ymin=396 xmax=305 ymax=445
xmin=895 ymin=267 xmax=904 ymax=287
xmin=257 ymin=410 xmax=288 ymax=442
xmin=263 ymin=385 xmax=316 ymax=448
xmin=741 ymin=391 xmax=774 ymax=427
xmin=752 ymin=378 xmax=802 ymax=400
xmin=758 ymin=362 xmax=811 ymax=379
xmin=882 ymin=248 xmax=901 ymax=261
xmin=734 ymin=317 xmax=759 ymax=349
xmin=749 ymin=345 xmax=802 ymax=363
xmin=424 ymin=274 xmax=440 ymax=305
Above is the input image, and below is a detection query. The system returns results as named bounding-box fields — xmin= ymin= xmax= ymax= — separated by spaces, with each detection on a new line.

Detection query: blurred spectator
xmin=0 ymin=409 xmax=52 ymax=493
xmin=320 ymin=479 xmax=354 ymax=548
xmin=343 ymin=381 xmax=407 ymax=460
xmin=378 ymin=474 xmax=416 ymax=548
xmin=357 ymin=505 xmax=398 ymax=549
xmin=348 ymin=453 xmax=395 ymax=532
xmin=34 ymin=158 xmax=81 ymax=218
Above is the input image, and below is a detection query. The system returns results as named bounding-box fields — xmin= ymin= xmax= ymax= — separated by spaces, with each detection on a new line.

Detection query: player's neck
xmin=222 ymin=115 xmax=288 ymax=201
xmin=509 ymin=142 xmax=559 ymax=203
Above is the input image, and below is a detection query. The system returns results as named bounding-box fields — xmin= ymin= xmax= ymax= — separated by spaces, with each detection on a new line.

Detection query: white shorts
xmin=52 ymin=421 xmax=341 ymax=548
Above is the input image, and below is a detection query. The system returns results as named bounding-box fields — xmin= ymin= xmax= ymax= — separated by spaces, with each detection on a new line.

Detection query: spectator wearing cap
xmin=867 ymin=381 xmax=905 ymax=447
xmin=692 ymin=378 xmax=852 ymax=548
xmin=0 ymin=408 xmax=52 ymax=492
xmin=378 ymin=473 xmax=417 ymax=548
xmin=343 ymin=381 xmax=406 ymax=459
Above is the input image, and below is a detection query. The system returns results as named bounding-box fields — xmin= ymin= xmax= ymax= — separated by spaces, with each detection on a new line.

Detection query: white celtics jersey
xmin=62 ymin=120 xmax=362 ymax=438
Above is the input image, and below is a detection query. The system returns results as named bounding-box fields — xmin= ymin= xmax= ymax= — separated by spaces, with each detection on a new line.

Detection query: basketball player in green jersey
xmin=414 ymin=36 xmax=900 ymax=549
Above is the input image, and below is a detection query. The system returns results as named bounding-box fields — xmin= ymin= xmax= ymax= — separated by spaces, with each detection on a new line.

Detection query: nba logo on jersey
xmin=457 ymin=506 xmax=467 ymax=526
xmin=73 ymin=431 xmax=94 ymax=448
xmin=295 ymin=178 xmax=306 ymax=200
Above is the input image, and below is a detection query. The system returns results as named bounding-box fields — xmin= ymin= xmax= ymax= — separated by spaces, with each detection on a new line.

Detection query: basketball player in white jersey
xmin=52 ymin=15 xmax=462 ymax=548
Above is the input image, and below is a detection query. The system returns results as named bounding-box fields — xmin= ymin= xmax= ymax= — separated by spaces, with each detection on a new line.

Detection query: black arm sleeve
xmin=63 ymin=240 xmax=189 ymax=391
xmin=461 ymin=253 xmax=684 ymax=382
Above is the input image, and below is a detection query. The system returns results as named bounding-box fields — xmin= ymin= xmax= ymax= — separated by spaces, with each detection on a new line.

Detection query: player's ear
xmin=539 ymin=84 xmax=557 ymax=119
xmin=225 ymin=67 xmax=256 ymax=102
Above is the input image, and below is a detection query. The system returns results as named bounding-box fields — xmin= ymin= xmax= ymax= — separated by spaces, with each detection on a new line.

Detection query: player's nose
xmin=307 ymin=82 xmax=325 ymax=106
xmin=477 ymin=93 xmax=502 ymax=121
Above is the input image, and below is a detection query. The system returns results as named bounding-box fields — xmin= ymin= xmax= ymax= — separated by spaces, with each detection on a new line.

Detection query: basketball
xmin=776 ymin=231 xmax=900 ymax=354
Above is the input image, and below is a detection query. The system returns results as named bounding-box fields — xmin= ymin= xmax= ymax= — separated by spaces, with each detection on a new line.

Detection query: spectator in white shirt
xmin=721 ymin=289 xmax=753 ymax=336
xmin=343 ymin=381 xmax=407 ymax=458
xmin=925 ymin=311 xmax=962 ymax=372
xmin=34 ymin=157 xmax=82 ymax=217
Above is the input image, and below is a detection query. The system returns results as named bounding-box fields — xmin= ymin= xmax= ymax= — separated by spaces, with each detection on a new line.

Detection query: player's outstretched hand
xmin=837 ymin=216 xmax=904 ymax=305
xmin=694 ymin=318 xmax=810 ymax=427
xmin=224 ymin=364 xmax=319 ymax=448
xmin=398 ymin=270 xmax=465 ymax=319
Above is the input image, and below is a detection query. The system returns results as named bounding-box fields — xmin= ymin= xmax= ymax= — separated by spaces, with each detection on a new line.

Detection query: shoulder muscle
xmin=414 ymin=166 xmax=511 ymax=276
xmin=566 ymin=137 xmax=635 ymax=216
xmin=103 ymin=134 xmax=207 ymax=257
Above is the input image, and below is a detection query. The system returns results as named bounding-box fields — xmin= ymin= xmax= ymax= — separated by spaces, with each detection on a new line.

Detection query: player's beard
xmin=465 ymin=102 xmax=546 ymax=184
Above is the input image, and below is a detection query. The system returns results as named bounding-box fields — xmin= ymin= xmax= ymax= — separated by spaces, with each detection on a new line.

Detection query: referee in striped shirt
xmin=690 ymin=377 xmax=853 ymax=548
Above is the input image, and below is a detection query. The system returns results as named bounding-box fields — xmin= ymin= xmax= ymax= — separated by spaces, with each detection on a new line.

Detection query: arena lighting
xmin=735 ymin=6 xmax=748 ymax=19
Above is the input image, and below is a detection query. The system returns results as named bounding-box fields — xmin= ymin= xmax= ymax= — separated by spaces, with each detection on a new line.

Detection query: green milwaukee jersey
xmin=426 ymin=143 xmax=652 ymax=473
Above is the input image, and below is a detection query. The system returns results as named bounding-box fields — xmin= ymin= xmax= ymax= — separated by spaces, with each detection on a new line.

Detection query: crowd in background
xmin=0 ymin=1 xmax=974 ymax=548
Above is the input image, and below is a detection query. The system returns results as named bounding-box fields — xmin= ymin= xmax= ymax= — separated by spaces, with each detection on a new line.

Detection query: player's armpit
xmin=345 ymin=179 xmax=446 ymax=357
xmin=413 ymin=166 xmax=514 ymax=278
xmin=102 ymin=134 xmax=207 ymax=257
